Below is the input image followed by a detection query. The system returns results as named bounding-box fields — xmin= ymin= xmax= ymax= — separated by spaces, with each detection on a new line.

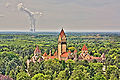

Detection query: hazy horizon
xmin=0 ymin=29 xmax=120 ymax=32
xmin=0 ymin=0 xmax=120 ymax=31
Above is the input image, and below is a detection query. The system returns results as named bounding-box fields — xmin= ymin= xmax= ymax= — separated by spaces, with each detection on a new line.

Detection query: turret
xmin=82 ymin=44 xmax=88 ymax=55
xmin=101 ymin=53 xmax=105 ymax=61
xmin=34 ymin=46 xmax=41 ymax=56
xmin=43 ymin=52 xmax=48 ymax=60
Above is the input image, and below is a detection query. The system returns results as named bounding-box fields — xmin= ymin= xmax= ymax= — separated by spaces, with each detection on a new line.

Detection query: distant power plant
xmin=17 ymin=3 xmax=42 ymax=32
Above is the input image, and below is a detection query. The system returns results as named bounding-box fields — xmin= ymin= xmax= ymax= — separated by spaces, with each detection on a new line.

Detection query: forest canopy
xmin=0 ymin=32 xmax=120 ymax=80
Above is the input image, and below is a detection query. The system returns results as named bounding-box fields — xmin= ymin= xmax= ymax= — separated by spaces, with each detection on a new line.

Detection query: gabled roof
xmin=48 ymin=56 xmax=56 ymax=59
xmin=60 ymin=28 xmax=65 ymax=38
xmin=48 ymin=50 xmax=58 ymax=59
xmin=90 ymin=56 xmax=101 ymax=60
xmin=43 ymin=52 xmax=48 ymax=56
xmin=61 ymin=50 xmax=72 ymax=57
xmin=74 ymin=50 xmax=77 ymax=53
xmin=82 ymin=44 xmax=88 ymax=51
xmin=68 ymin=50 xmax=71 ymax=53
xmin=61 ymin=52 xmax=68 ymax=57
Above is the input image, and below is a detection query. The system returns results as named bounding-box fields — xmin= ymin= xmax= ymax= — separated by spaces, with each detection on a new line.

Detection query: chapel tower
xmin=58 ymin=28 xmax=67 ymax=59
xmin=81 ymin=44 xmax=88 ymax=55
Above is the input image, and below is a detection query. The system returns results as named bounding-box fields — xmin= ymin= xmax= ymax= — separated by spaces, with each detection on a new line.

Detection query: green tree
xmin=109 ymin=73 xmax=119 ymax=80
xmin=52 ymin=71 xmax=57 ymax=80
xmin=93 ymin=72 xmax=106 ymax=80
xmin=16 ymin=72 xmax=30 ymax=80
xmin=28 ymin=62 xmax=43 ymax=77
xmin=56 ymin=68 xmax=70 ymax=80
xmin=66 ymin=59 xmax=75 ymax=75
xmin=31 ymin=73 xmax=51 ymax=80
xmin=94 ymin=53 xmax=101 ymax=57
xmin=69 ymin=65 xmax=90 ymax=80
xmin=9 ymin=69 xmax=16 ymax=79
xmin=106 ymin=65 xmax=118 ymax=79
xmin=42 ymin=59 xmax=63 ymax=75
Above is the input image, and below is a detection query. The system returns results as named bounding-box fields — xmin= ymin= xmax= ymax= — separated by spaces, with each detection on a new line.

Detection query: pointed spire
xmin=60 ymin=28 xmax=65 ymax=38
xmin=34 ymin=45 xmax=41 ymax=55
xmin=43 ymin=52 xmax=48 ymax=57
xmin=82 ymin=44 xmax=88 ymax=51
xmin=68 ymin=50 xmax=71 ymax=53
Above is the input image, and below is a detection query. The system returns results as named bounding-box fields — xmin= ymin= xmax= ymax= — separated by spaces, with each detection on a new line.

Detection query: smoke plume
xmin=17 ymin=3 xmax=42 ymax=32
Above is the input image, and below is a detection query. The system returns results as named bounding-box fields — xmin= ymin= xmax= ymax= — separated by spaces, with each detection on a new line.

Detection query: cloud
xmin=0 ymin=14 xmax=5 ymax=17
xmin=5 ymin=2 xmax=11 ymax=8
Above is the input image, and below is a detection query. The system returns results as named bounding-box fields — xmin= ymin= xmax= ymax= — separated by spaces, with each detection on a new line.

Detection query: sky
xmin=0 ymin=0 xmax=120 ymax=32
